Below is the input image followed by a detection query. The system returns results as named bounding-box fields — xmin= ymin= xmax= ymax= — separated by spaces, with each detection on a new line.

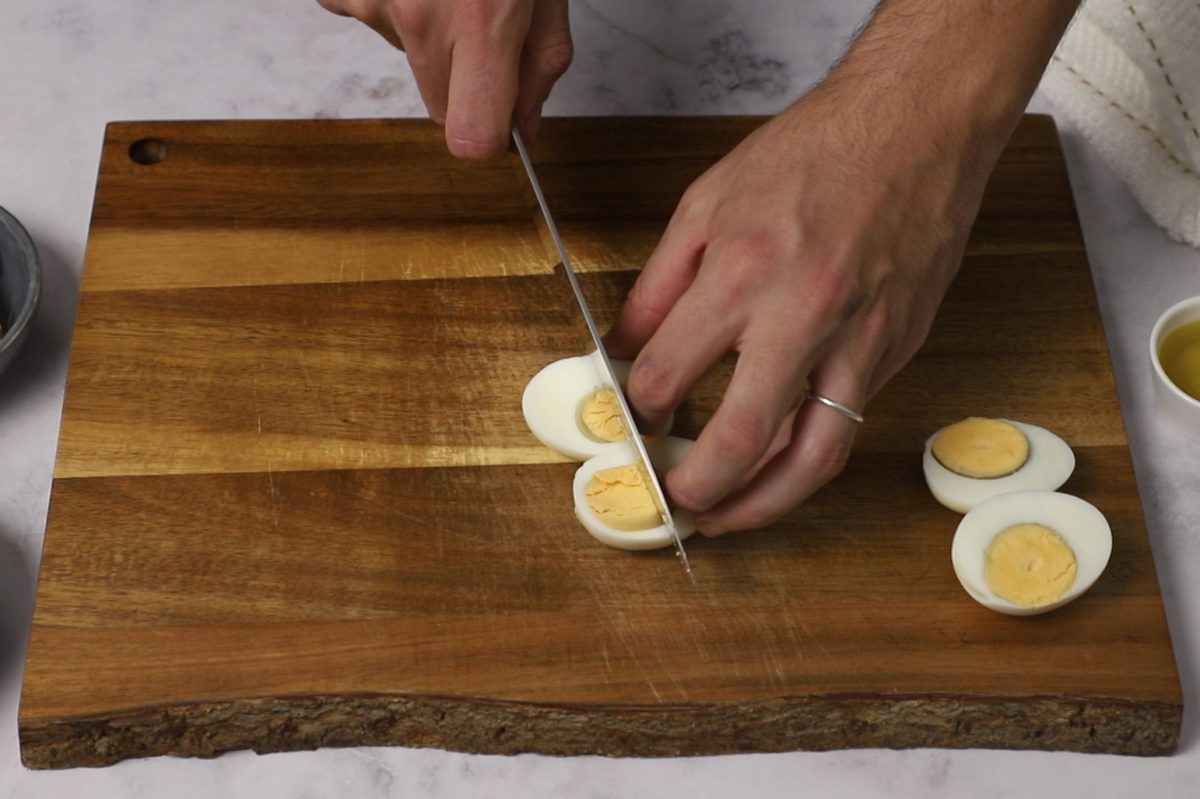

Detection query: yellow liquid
xmin=1160 ymin=319 xmax=1200 ymax=401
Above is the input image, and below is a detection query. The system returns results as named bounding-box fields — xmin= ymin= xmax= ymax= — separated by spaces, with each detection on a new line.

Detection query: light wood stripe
xmin=53 ymin=430 xmax=566 ymax=479
xmin=82 ymin=227 xmax=554 ymax=292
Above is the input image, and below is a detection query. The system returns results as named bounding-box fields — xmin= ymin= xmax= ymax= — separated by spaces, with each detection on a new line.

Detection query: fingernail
xmin=446 ymin=135 xmax=504 ymax=160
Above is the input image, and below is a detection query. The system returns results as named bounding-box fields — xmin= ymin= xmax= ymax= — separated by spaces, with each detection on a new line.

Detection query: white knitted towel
xmin=1040 ymin=1 xmax=1200 ymax=247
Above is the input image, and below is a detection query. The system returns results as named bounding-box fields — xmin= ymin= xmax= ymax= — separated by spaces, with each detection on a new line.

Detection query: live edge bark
xmin=20 ymin=692 xmax=1181 ymax=769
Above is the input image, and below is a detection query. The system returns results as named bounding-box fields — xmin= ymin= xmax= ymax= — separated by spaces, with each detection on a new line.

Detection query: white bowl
xmin=1149 ymin=296 xmax=1200 ymax=439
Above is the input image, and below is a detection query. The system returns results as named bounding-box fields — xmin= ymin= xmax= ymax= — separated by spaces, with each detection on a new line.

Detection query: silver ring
xmin=806 ymin=392 xmax=865 ymax=424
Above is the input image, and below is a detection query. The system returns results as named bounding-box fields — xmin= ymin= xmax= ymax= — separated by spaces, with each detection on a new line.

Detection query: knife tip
xmin=677 ymin=549 xmax=697 ymax=584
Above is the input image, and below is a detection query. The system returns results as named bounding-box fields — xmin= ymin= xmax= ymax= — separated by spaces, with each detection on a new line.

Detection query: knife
xmin=512 ymin=127 xmax=695 ymax=582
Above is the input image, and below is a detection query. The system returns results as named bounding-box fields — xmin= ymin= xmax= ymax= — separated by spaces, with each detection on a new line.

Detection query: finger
xmin=618 ymin=248 xmax=744 ymax=434
xmin=693 ymin=334 xmax=876 ymax=535
xmin=407 ymin=59 xmax=451 ymax=124
xmin=694 ymin=393 xmax=859 ymax=536
xmin=865 ymin=307 xmax=935 ymax=400
xmin=514 ymin=0 xmax=573 ymax=141
xmin=444 ymin=5 xmax=533 ymax=159
xmin=401 ymin=28 xmax=453 ymax=123
xmin=748 ymin=405 xmax=798 ymax=484
xmin=664 ymin=334 xmax=816 ymax=514
xmin=603 ymin=203 xmax=706 ymax=360
xmin=725 ymin=405 xmax=797 ymax=492
xmin=387 ymin=3 xmax=463 ymax=123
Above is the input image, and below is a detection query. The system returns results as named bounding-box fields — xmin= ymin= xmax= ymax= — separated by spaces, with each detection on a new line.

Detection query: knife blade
xmin=512 ymin=127 xmax=694 ymax=582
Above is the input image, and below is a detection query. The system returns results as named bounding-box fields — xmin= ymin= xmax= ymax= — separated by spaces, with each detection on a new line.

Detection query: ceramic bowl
xmin=1149 ymin=296 xmax=1200 ymax=439
xmin=0 ymin=205 xmax=41 ymax=377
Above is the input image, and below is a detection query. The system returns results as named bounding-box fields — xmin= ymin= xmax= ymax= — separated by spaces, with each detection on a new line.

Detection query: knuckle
xmin=669 ymin=174 xmax=726 ymax=234
xmin=859 ymin=300 xmax=892 ymax=340
xmin=863 ymin=294 xmax=932 ymax=364
xmin=336 ymin=0 xmax=374 ymax=20
xmin=390 ymin=0 xmax=434 ymax=39
xmin=712 ymin=409 xmax=770 ymax=466
xmin=718 ymin=238 xmax=774 ymax=298
xmin=529 ymin=38 xmax=574 ymax=80
xmin=806 ymin=263 xmax=862 ymax=318
xmin=804 ymin=435 xmax=852 ymax=481
xmin=624 ymin=278 xmax=670 ymax=326
xmin=628 ymin=356 xmax=680 ymax=417
xmin=675 ymin=181 xmax=710 ymax=219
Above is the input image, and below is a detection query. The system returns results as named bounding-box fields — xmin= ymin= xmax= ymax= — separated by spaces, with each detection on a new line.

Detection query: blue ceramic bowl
xmin=0 ymin=206 xmax=41 ymax=376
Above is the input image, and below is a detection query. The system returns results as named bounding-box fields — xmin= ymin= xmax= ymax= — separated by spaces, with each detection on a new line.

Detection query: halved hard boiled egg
xmin=572 ymin=436 xmax=696 ymax=550
xmin=951 ymin=489 xmax=1112 ymax=615
xmin=923 ymin=418 xmax=1075 ymax=513
xmin=522 ymin=353 xmax=673 ymax=460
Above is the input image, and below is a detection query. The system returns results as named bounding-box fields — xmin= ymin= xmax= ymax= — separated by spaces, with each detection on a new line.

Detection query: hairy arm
xmin=831 ymin=0 xmax=1081 ymax=169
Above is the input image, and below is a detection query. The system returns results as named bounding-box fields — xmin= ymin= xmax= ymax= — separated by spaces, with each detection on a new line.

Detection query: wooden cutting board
xmin=20 ymin=116 xmax=1182 ymax=768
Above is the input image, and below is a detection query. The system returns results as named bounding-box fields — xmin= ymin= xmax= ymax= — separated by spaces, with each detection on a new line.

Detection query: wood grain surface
xmin=19 ymin=116 xmax=1181 ymax=768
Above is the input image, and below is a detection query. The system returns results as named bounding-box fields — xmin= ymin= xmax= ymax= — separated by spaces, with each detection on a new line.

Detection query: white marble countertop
xmin=2 ymin=1 xmax=1198 ymax=796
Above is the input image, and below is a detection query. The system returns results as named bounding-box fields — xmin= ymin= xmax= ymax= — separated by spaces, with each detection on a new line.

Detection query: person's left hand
xmin=604 ymin=83 xmax=995 ymax=536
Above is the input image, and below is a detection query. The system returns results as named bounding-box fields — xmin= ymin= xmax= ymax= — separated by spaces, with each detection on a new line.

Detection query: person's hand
xmin=316 ymin=0 xmax=573 ymax=158
xmin=604 ymin=80 xmax=997 ymax=536
xmin=603 ymin=0 xmax=1084 ymax=537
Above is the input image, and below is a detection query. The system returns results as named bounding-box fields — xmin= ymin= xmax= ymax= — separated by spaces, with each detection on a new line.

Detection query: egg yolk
xmin=585 ymin=464 xmax=661 ymax=531
xmin=578 ymin=387 xmax=627 ymax=442
xmin=932 ymin=417 xmax=1030 ymax=479
xmin=984 ymin=523 xmax=1077 ymax=607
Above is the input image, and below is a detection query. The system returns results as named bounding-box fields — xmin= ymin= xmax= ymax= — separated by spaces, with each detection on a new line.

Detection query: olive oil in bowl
xmin=1159 ymin=319 xmax=1200 ymax=402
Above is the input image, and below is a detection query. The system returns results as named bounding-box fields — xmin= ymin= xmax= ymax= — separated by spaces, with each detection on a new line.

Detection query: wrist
xmin=819 ymin=0 xmax=1081 ymax=164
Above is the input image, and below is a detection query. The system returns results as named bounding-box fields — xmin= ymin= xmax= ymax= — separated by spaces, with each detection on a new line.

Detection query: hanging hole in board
xmin=129 ymin=138 xmax=169 ymax=166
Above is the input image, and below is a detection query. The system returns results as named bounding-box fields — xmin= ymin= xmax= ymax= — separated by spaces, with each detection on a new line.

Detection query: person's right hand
xmin=316 ymin=0 xmax=573 ymax=158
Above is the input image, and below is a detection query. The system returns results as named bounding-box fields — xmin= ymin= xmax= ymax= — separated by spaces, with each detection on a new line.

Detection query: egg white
xmin=572 ymin=436 xmax=697 ymax=550
xmin=951 ymin=489 xmax=1112 ymax=616
xmin=522 ymin=354 xmax=627 ymax=460
xmin=522 ymin=353 xmax=671 ymax=460
xmin=923 ymin=419 xmax=1076 ymax=513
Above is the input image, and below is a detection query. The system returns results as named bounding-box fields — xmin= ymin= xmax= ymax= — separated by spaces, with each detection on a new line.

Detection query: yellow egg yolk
xmin=932 ymin=417 xmax=1030 ymax=479
xmin=984 ymin=523 xmax=1077 ymax=607
xmin=584 ymin=464 xmax=661 ymax=532
xmin=578 ymin=387 xmax=627 ymax=442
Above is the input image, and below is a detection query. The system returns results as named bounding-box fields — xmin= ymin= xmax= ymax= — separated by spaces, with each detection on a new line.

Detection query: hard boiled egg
xmin=923 ymin=418 xmax=1075 ymax=513
xmin=951 ymin=489 xmax=1112 ymax=615
xmin=572 ymin=436 xmax=696 ymax=550
xmin=522 ymin=352 xmax=673 ymax=461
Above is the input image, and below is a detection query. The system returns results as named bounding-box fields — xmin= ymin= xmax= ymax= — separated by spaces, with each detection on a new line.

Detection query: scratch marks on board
xmin=599 ymin=607 xmax=666 ymax=703
xmin=266 ymin=459 xmax=280 ymax=529
xmin=797 ymin=618 xmax=834 ymax=660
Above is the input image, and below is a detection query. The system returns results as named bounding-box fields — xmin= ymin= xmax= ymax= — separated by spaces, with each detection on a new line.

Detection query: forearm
xmin=822 ymin=0 xmax=1082 ymax=164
